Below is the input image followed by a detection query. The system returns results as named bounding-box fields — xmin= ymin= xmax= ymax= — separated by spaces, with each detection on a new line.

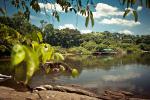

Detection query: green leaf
xmin=0 ymin=8 xmax=6 ymax=16
xmin=132 ymin=10 xmax=138 ymax=22
xmin=53 ymin=53 xmax=64 ymax=61
xmin=90 ymin=11 xmax=94 ymax=27
xmin=31 ymin=41 xmax=39 ymax=51
xmin=39 ymin=43 xmax=54 ymax=64
xmin=30 ymin=0 xmax=40 ymax=12
xmin=85 ymin=12 xmax=89 ymax=27
xmin=23 ymin=46 xmax=39 ymax=84
xmin=123 ymin=9 xmax=130 ymax=18
xmin=127 ymin=0 xmax=130 ymax=8
xmin=122 ymin=0 xmax=126 ymax=5
xmin=78 ymin=0 xmax=82 ymax=7
xmin=37 ymin=32 xmax=43 ymax=42
xmin=11 ymin=44 xmax=25 ymax=66
xmin=53 ymin=11 xmax=60 ymax=22
xmin=70 ymin=8 xmax=77 ymax=14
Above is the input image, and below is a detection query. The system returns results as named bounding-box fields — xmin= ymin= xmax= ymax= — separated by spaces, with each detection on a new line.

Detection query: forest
xmin=0 ymin=15 xmax=150 ymax=57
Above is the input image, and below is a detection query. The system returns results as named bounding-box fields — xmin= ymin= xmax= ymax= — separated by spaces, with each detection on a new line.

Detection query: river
xmin=0 ymin=53 xmax=150 ymax=97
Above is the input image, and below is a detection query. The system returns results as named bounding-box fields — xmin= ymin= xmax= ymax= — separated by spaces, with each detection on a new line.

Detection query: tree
xmin=0 ymin=13 xmax=41 ymax=35
xmin=0 ymin=0 xmax=150 ymax=27
xmin=0 ymin=24 xmax=21 ymax=55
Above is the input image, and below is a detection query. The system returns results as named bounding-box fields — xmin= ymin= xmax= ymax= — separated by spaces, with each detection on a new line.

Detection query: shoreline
xmin=0 ymin=84 xmax=150 ymax=100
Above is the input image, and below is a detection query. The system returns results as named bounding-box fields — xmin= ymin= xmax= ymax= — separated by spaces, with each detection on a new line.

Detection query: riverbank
xmin=0 ymin=84 xmax=149 ymax=100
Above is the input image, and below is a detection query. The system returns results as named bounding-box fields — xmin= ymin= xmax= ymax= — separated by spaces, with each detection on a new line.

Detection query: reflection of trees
xmin=64 ymin=53 xmax=150 ymax=71
xmin=0 ymin=61 xmax=12 ymax=75
xmin=0 ymin=53 xmax=150 ymax=85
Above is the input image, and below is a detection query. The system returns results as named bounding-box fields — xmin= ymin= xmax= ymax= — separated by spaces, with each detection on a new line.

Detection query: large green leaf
xmin=11 ymin=44 xmax=25 ymax=66
xmin=39 ymin=43 xmax=54 ymax=64
xmin=23 ymin=46 xmax=39 ymax=84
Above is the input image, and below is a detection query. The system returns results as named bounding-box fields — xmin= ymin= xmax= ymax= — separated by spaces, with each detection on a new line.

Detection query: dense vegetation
xmin=1 ymin=0 xmax=150 ymax=27
xmin=0 ymin=15 xmax=150 ymax=57
xmin=45 ymin=29 xmax=150 ymax=54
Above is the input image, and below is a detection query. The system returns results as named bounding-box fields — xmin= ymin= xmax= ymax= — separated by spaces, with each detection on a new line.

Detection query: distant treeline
xmin=0 ymin=15 xmax=150 ymax=55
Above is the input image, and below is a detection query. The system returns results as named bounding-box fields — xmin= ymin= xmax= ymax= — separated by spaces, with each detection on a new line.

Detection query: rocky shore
xmin=0 ymin=84 xmax=149 ymax=100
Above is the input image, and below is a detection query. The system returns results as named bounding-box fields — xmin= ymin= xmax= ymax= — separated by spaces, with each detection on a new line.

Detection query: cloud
xmin=80 ymin=29 xmax=92 ymax=34
xmin=58 ymin=24 xmax=76 ymax=29
xmin=93 ymin=3 xmax=124 ymax=18
xmin=100 ymin=18 xmax=140 ymax=27
xmin=30 ymin=15 xmax=39 ymax=20
xmin=119 ymin=29 xmax=134 ymax=35
xmin=39 ymin=3 xmax=62 ymax=12
xmin=137 ymin=6 xmax=143 ymax=11
xmin=102 ymin=72 xmax=141 ymax=82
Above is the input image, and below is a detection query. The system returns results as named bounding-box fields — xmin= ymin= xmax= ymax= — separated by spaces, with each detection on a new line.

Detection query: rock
xmin=105 ymin=90 xmax=125 ymax=97
xmin=0 ymin=74 xmax=12 ymax=82
xmin=52 ymin=68 xmax=60 ymax=72
xmin=34 ymin=86 xmax=46 ymax=91
xmin=43 ymin=85 xmax=53 ymax=90
xmin=99 ymin=95 xmax=112 ymax=100
xmin=120 ymin=90 xmax=133 ymax=96
xmin=129 ymin=98 xmax=149 ymax=100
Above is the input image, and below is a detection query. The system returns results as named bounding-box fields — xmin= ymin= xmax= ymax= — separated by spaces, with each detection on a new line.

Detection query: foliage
xmin=44 ymin=27 xmax=149 ymax=54
xmin=23 ymin=31 xmax=43 ymax=45
xmin=53 ymin=46 xmax=67 ymax=54
xmin=45 ymin=28 xmax=82 ymax=48
xmin=80 ymin=41 xmax=97 ymax=52
xmin=95 ymin=44 xmax=109 ymax=52
xmin=139 ymin=43 xmax=150 ymax=51
xmin=11 ymin=43 xmax=64 ymax=84
xmin=1 ymin=0 xmax=149 ymax=27
xmin=0 ymin=24 xmax=21 ymax=55
xmin=67 ymin=47 xmax=91 ymax=55
xmin=0 ymin=15 xmax=41 ymax=35
xmin=11 ymin=44 xmax=39 ymax=84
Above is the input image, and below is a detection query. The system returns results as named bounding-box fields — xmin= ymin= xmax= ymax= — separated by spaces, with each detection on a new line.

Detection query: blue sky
xmin=0 ymin=0 xmax=150 ymax=35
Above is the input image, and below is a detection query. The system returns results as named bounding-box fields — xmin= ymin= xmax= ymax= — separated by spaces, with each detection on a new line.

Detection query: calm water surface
xmin=0 ymin=53 xmax=150 ymax=96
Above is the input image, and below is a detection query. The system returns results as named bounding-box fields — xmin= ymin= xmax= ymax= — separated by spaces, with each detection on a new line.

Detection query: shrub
xmin=67 ymin=46 xmax=91 ymax=54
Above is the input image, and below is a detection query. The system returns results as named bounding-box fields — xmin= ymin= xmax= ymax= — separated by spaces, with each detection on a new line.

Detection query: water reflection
xmin=0 ymin=53 xmax=150 ymax=96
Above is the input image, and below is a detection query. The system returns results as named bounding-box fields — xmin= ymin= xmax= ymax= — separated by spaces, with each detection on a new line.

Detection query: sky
xmin=0 ymin=0 xmax=150 ymax=35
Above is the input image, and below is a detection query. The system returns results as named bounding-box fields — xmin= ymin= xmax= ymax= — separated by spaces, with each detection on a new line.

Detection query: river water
xmin=0 ymin=53 xmax=150 ymax=97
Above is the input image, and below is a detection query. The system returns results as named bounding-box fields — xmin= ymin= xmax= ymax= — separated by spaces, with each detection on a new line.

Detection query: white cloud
xmin=100 ymin=18 xmax=140 ymax=27
xmin=39 ymin=3 xmax=62 ymax=12
xmin=93 ymin=3 xmax=124 ymax=18
xmin=119 ymin=29 xmax=134 ymax=35
xmin=80 ymin=29 xmax=92 ymax=34
xmin=58 ymin=24 xmax=76 ymax=29
xmin=103 ymin=72 xmax=141 ymax=82
xmin=137 ymin=6 xmax=143 ymax=11
xmin=30 ymin=15 xmax=39 ymax=20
